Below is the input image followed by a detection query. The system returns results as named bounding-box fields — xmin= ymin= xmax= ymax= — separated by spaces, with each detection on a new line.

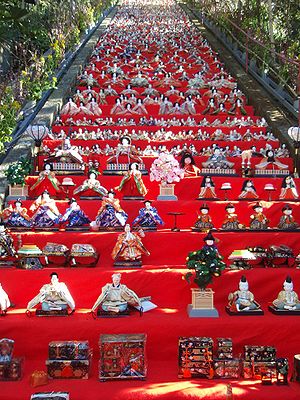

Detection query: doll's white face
xmin=51 ymin=275 xmax=59 ymax=285
xmin=145 ymin=202 xmax=151 ymax=209
xmin=70 ymin=201 xmax=77 ymax=210
xmin=45 ymin=164 xmax=51 ymax=171
xmin=239 ymin=281 xmax=248 ymax=291
xmin=0 ymin=226 xmax=5 ymax=233
xmin=15 ymin=202 xmax=22 ymax=209
xmin=112 ymin=274 xmax=121 ymax=286
xmin=125 ymin=224 xmax=131 ymax=233
xmin=43 ymin=193 xmax=50 ymax=201
xmin=227 ymin=207 xmax=235 ymax=214
xmin=283 ymin=281 xmax=293 ymax=292
xmin=283 ymin=209 xmax=292 ymax=215
xmin=201 ymin=208 xmax=208 ymax=215
xmin=184 ymin=157 xmax=192 ymax=165
xmin=255 ymin=207 xmax=263 ymax=213
xmin=108 ymin=193 xmax=114 ymax=199
xmin=206 ymin=239 xmax=214 ymax=246
xmin=89 ymin=173 xmax=96 ymax=181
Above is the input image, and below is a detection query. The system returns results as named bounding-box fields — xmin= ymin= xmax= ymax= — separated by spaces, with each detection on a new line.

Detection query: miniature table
xmin=167 ymin=212 xmax=185 ymax=232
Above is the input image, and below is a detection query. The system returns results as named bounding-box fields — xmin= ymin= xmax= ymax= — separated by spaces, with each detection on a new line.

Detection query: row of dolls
xmin=0 ymin=272 xmax=298 ymax=316
xmin=29 ymin=162 xmax=298 ymax=201
xmin=2 ymin=190 xmax=299 ymax=231
xmin=2 ymin=194 xmax=299 ymax=232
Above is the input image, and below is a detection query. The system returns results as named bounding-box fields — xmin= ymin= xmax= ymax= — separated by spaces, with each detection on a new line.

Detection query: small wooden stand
xmin=157 ymin=184 xmax=177 ymax=201
xmin=187 ymin=288 xmax=219 ymax=318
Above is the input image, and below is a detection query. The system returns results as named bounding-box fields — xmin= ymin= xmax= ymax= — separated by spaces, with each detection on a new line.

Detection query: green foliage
xmin=0 ymin=86 xmax=22 ymax=152
xmin=5 ymin=157 xmax=32 ymax=185
xmin=189 ymin=0 xmax=300 ymax=90
xmin=185 ymin=244 xmax=226 ymax=289
xmin=0 ymin=0 xmax=113 ymax=151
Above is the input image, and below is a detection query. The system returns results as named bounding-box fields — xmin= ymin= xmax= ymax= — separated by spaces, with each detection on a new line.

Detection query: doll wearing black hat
xmin=60 ymin=198 xmax=90 ymax=229
xmin=277 ymin=204 xmax=299 ymax=230
xmin=249 ymin=202 xmax=269 ymax=230
xmin=193 ymin=203 xmax=214 ymax=232
xmin=132 ymin=200 xmax=164 ymax=230
xmin=222 ymin=203 xmax=245 ymax=230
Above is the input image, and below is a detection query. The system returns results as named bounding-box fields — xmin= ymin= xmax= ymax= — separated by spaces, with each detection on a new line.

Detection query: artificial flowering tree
xmin=150 ymin=152 xmax=184 ymax=200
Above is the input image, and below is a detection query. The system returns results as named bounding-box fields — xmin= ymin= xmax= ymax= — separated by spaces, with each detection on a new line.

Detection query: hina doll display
xmin=249 ymin=202 xmax=269 ymax=230
xmin=0 ymin=283 xmax=11 ymax=315
xmin=26 ymin=272 xmax=75 ymax=315
xmin=107 ymin=136 xmax=143 ymax=166
xmin=73 ymin=171 xmax=108 ymax=198
xmin=270 ymin=276 xmax=300 ymax=314
xmin=255 ymin=149 xmax=288 ymax=170
xmin=277 ymin=204 xmax=299 ymax=230
xmin=29 ymin=190 xmax=61 ymax=229
xmin=202 ymin=148 xmax=234 ymax=170
xmin=193 ymin=203 xmax=214 ymax=232
xmin=238 ymin=179 xmax=259 ymax=199
xmin=112 ymin=224 xmax=150 ymax=267
xmin=30 ymin=164 xmax=62 ymax=197
xmin=222 ymin=203 xmax=245 ymax=230
xmin=90 ymin=190 xmax=128 ymax=229
xmin=2 ymin=199 xmax=32 ymax=229
xmin=179 ymin=153 xmax=200 ymax=177
xmin=227 ymin=276 xmax=263 ymax=314
xmin=279 ymin=175 xmax=299 ymax=200
xmin=115 ymin=163 xmax=148 ymax=199
xmin=91 ymin=273 xmax=141 ymax=315
xmin=46 ymin=138 xmax=84 ymax=165
xmin=0 ymin=224 xmax=16 ymax=257
xmin=132 ymin=200 xmax=164 ymax=230
xmin=198 ymin=176 xmax=217 ymax=199
xmin=60 ymin=198 xmax=90 ymax=229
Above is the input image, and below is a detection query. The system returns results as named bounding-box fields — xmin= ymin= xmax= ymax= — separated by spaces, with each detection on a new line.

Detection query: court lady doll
xmin=238 ymin=179 xmax=259 ymax=199
xmin=116 ymin=163 xmax=148 ymax=199
xmin=198 ymin=176 xmax=217 ymax=199
xmin=279 ymin=175 xmax=298 ymax=200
